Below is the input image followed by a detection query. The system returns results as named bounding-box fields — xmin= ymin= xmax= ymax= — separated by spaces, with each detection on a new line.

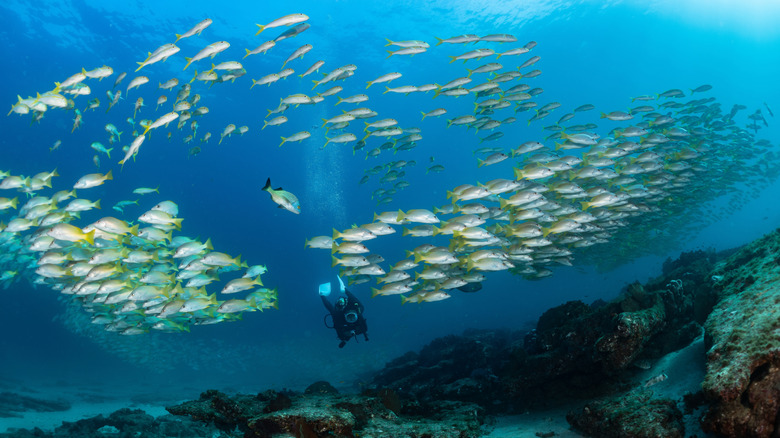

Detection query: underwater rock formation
xmin=372 ymin=329 xmax=516 ymax=410
xmin=0 ymin=391 xmax=70 ymax=418
xmin=0 ymin=408 xmax=211 ymax=438
xmin=700 ymin=230 xmax=780 ymax=437
xmin=166 ymin=385 xmax=485 ymax=438
xmin=566 ymin=390 xmax=685 ymax=438
xmin=373 ymin=262 xmax=706 ymax=413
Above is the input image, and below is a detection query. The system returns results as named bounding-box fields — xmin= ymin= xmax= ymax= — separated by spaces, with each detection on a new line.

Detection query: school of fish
xmin=4 ymin=13 xmax=778 ymax=329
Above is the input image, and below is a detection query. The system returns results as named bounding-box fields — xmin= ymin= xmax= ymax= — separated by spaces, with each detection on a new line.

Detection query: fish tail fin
xmin=477 ymin=158 xmax=484 ymax=168
xmin=383 ymin=86 xmax=390 ymax=95
xmin=183 ymin=57 xmax=192 ymax=71
xmin=371 ymin=287 xmax=380 ymax=298
xmin=243 ymin=49 xmax=251 ymax=59
xmin=104 ymin=170 xmax=113 ymax=181
xmin=262 ymin=178 xmax=272 ymax=192
xmin=83 ymin=229 xmax=95 ymax=246
xmin=331 ymin=255 xmax=339 ymax=268
xmin=129 ymin=224 xmax=139 ymax=236
xmin=384 ymin=38 xmax=394 ymax=47
xmin=386 ymin=51 xmax=393 ymax=59
xmin=434 ymin=37 xmax=443 ymax=46
xmin=134 ymin=62 xmax=144 ymax=73
xmin=174 ymin=34 xmax=182 ymax=42
xmin=332 ymin=227 xmax=342 ymax=240
xmin=255 ymin=24 xmax=265 ymax=36
xmin=279 ymin=137 xmax=286 ymax=147
xmin=365 ymin=81 xmax=372 ymax=89
xmin=580 ymin=201 xmax=590 ymax=210
xmin=172 ymin=218 xmax=183 ymax=231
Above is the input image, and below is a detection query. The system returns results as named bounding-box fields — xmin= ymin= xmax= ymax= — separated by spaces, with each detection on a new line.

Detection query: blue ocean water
xmin=1 ymin=0 xmax=779 ymax=418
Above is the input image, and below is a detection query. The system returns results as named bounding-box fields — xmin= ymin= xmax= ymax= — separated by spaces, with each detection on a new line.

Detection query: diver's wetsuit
xmin=322 ymin=290 xmax=369 ymax=348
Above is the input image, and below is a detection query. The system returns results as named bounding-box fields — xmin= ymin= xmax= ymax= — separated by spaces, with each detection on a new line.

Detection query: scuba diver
xmin=319 ymin=276 xmax=369 ymax=348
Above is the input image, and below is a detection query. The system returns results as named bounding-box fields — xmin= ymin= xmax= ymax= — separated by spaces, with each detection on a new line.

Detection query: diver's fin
xmin=337 ymin=275 xmax=346 ymax=293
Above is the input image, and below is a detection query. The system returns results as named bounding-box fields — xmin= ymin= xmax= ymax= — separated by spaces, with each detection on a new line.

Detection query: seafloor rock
xmin=0 ymin=408 xmax=212 ymax=438
xmin=700 ymin=229 xmax=780 ymax=437
xmin=167 ymin=385 xmax=485 ymax=438
xmin=566 ymin=390 xmax=685 ymax=438
xmin=372 ymin=329 xmax=515 ymax=409
xmin=166 ymin=389 xmax=267 ymax=432
xmin=0 ymin=391 xmax=71 ymax=418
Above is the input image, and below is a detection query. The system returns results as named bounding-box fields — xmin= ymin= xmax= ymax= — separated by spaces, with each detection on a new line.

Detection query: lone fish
xmin=262 ymin=178 xmax=300 ymax=214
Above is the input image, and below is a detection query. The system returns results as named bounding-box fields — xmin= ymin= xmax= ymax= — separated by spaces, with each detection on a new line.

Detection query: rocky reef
xmin=0 ymin=391 xmax=70 ymax=419
xmin=370 ymin=245 xmax=726 ymax=437
xmin=166 ymin=385 xmax=484 ymax=438
xmin=699 ymin=229 xmax=780 ymax=437
xmin=372 ymin=254 xmax=709 ymax=415
xmin=0 ymin=408 xmax=212 ymax=438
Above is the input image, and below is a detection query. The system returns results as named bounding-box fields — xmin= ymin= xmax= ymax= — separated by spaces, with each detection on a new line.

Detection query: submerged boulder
xmin=566 ymin=390 xmax=684 ymax=438
xmin=372 ymin=329 xmax=515 ymax=409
